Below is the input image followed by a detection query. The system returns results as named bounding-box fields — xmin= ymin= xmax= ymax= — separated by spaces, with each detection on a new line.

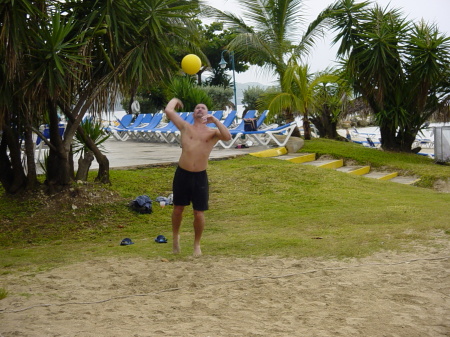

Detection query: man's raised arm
xmin=207 ymin=115 xmax=232 ymax=141
xmin=164 ymin=98 xmax=186 ymax=130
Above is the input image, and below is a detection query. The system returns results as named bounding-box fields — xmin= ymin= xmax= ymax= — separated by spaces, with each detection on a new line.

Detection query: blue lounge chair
xmin=110 ymin=114 xmax=147 ymax=141
xmin=127 ymin=113 xmax=163 ymax=141
xmin=213 ymin=110 xmax=224 ymax=120
xmin=105 ymin=114 xmax=134 ymax=132
xmin=148 ymin=112 xmax=190 ymax=143
xmin=219 ymin=110 xmax=237 ymax=128
xmin=255 ymin=110 xmax=269 ymax=129
xmin=217 ymin=122 xmax=297 ymax=149
xmin=229 ymin=110 xmax=257 ymax=132
xmin=241 ymin=122 xmax=297 ymax=147
xmin=229 ymin=110 xmax=268 ymax=135
xmin=216 ymin=110 xmax=259 ymax=148
xmin=35 ymin=123 xmax=67 ymax=162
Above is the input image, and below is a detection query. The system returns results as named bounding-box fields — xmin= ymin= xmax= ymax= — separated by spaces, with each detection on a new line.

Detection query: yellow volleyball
xmin=181 ymin=54 xmax=201 ymax=75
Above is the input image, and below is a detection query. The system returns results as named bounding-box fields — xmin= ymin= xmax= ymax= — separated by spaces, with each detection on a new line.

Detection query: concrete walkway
xmin=88 ymin=139 xmax=266 ymax=170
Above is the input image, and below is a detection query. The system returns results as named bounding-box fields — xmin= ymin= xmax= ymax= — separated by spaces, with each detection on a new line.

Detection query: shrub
xmin=166 ymin=76 xmax=213 ymax=111
xmin=200 ymin=85 xmax=233 ymax=110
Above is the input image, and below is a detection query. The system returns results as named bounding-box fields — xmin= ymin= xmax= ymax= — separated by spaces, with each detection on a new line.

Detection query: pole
xmin=219 ymin=50 xmax=238 ymax=111
xmin=230 ymin=52 xmax=237 ymax=110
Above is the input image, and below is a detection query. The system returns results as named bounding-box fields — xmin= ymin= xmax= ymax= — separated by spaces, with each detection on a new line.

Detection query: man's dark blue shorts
xmin=173 ymin=166 xmax=209 ymax=211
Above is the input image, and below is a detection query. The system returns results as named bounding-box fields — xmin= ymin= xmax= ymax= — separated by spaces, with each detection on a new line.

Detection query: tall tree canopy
xmin=0 ymin=0 xmax=202 ymax=194
xmin=318 ymin=0 xmax=450 ymax=152
xmin=261 ymin=61 xmax=340 ymax=139
xmin=214 ymin=0 xmax=330 ymax=131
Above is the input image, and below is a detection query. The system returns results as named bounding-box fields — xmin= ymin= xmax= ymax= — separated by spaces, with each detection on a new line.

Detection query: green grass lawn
xmin=1 ymin=138 xmax=449 ymax=273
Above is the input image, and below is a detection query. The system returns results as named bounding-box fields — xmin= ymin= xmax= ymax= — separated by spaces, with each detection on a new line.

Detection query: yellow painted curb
xmin=378 ymin=172 xmax=398 ymax=180
xmin=410 ymin=178 xmax=421 ymax=185
xmin=348 ymin=166 xmax=371 ymax=176
xmin=250 ymin=147 xmax=287 ymax=158
xmin=287 ymin=153 xmax=316 ymax=163
xmin=317 ymin=159 xmax=344 ymax=169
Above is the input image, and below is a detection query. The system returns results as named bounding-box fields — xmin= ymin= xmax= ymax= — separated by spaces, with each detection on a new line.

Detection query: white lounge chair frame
xmin=217 ymin=122 xmax=297 ymax=149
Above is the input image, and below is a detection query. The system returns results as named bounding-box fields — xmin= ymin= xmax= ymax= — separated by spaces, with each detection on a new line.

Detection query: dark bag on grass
xmin=129 ymin=195 xmax=153 ymax=214
xmin=244 ymin=118 xmax=257 ymax=131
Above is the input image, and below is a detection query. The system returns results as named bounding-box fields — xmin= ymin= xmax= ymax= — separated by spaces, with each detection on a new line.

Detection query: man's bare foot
xmin=173 ymin=235 xmax=181 ymax=254
xmin=193 ymin=245 xmax=202 ymax=257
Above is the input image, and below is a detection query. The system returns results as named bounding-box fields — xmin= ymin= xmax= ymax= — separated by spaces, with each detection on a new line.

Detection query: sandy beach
xmin=1 ymin=239 xmax=449 ymax=337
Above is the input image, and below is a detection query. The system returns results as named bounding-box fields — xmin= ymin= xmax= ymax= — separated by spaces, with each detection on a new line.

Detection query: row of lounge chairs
xmin=104 ymin=110 xmax=297 ymax=148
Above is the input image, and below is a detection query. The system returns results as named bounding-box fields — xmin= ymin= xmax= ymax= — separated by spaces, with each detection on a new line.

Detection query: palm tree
xmin=309 ymin=70 xmax=352 ymax=139
xmin=73 ymin=118 xmax=110 ymax=181
xmin=1 ymin=0 xmax=203 ymax=194
xmin=261 ymin=61 xmax=339 ymax=139
xmin=0 ymin=0 xmax=51 ymax=193
xmin=321 ymin=0 xmax=450 ymax=152
xmin=215 ymin=0 xmax=330 ymax=125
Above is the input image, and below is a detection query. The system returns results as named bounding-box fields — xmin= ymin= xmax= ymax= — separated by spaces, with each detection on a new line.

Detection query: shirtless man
xmin=164 ymin=98 xmax=232 ymax=256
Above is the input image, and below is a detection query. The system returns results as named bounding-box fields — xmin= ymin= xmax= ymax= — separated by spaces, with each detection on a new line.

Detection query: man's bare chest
xmin=182 ymin=127 xmax=216 ymax=144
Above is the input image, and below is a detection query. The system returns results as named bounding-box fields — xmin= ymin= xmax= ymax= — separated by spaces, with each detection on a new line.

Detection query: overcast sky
xmin=204 ymin=0 xmax=450 ymax=85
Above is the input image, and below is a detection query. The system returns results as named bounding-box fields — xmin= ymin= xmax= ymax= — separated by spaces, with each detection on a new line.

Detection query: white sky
xmin=205 ymin=0 xmax=450 ymax=85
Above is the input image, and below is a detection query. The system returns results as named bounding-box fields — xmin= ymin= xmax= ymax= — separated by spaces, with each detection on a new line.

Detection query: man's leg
xmin=172 ymin=205 xmax=184 ymax=254
xmin=193 ymin=210 xmax=205 ymax=257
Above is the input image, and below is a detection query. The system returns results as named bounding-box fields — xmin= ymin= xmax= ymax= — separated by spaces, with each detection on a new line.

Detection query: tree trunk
xmin=44 ymin=103 xmax=74 ymax=192
xmin=62 ymin=105 xmax=111 ymax=184
xmin=310 ymin=116 xmax=325 ymax=138
xmin=96 ymin=154 xmax=110 ymax=184
xmin=75 ymin=122 xmax=110 ymax=184
xmin=75 ymin=151 xmax=94 ymax=181
xmin=69 ymin=134 xmax=75 ymax=174
xmin=197 ymin=67 xmax=207 ymax=85
xmin=322 ymin=104 xmax=338 ymax=139
xmin=45 ymin=147 xmax=73 ymax=193
xmin=310 ymin=104 xmax=338 ymax=139
xmin=284 ymin=107 xmax=301 ymax=138
xmin=0 ymin=124 xmax=27 ymax=194
xmin=379 ymin=118 xmax=417 ymax=152
xmin=303 ymin=112 xmax=312 ymax=140
xmin=23 ymin=125 xmax=39 ymax=190
xmin=379 ymin=124 xmax=399 ymax=151
xmin=398 ymin=129 xmax=417 ymax=152
xmin=330 ymin=120 xmax=338 ymax=139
